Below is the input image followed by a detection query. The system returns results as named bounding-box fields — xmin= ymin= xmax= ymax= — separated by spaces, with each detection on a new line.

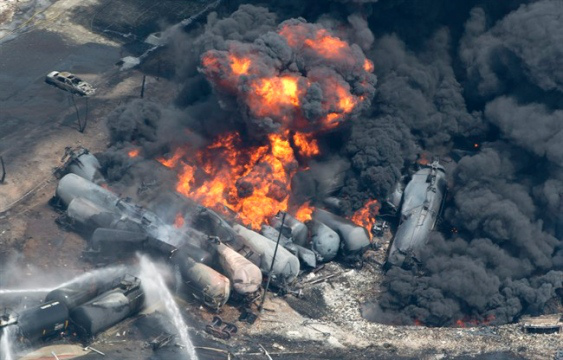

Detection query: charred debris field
xmin=0 ymin=0 xmax=562 ymax=359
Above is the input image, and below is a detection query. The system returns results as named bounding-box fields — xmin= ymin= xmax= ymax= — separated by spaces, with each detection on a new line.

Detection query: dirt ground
xmin=0 ymin=1 xmax=561 ymax=360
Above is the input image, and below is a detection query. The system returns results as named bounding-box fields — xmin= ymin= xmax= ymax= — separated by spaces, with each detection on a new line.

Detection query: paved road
xmin=0 ymin=29 xmax=119 ymax=154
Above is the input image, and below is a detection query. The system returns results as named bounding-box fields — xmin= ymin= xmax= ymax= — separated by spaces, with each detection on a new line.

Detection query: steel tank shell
xmin=45 ymin=273 xmax=123 ymax=311
xmin=386 ymin=162 xmax=447 ymax=268
xmin=66 ymin=197 xmax=120 ymax=230
xmin=191 ymin=207 xmax=248 ymax=250
xmin=170 ymin=243 xmax=214 ymax=267
xmin=175 ymin=257 xmax=231 ymax=309
xmin=70 ymin=286 xmax=144 ymax=338
xmin=91 ymin=228 xmax=148 ymax=253
xmin=67 ymin=152 xmax=104 ymax=184
xmin=261 ymin=225 xmax=316 ymax=268
xmin=213 ymin=242 xmax=262 ymax=296
xmin=15 ymin=301 xmax=69 ymax=342
xmin=270 ymin=212 xmax=308 ymax=247
xmin=313 ymin=209 xmax=370 ymax=257
xmin=56 ymin=174 xmax=119 ymax=209
xmin=309 ymin=220 xmax=340 ymax=262
xmin=234 ymin=225 xmax=300 ymax=286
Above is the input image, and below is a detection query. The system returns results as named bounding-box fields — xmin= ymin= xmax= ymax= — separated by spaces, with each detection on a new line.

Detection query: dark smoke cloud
xmin=485 ymin=96 xmax=563 ymax=164
xmin=363 ymin=0 xmax=562 ymax=326
xmin=338 ymin=25 xmax=484 ymax=212
xmin=460 ymin=1 xmax=563 ymax=99
xmin=99 ymin=1 xmax=562 ymax=326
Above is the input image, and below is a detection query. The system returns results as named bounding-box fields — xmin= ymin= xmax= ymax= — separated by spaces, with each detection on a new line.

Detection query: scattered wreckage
xmin=47 ymin=148 xmax=380 ymax=305
xmin=45 ymin=71 xmax=95 ymax=96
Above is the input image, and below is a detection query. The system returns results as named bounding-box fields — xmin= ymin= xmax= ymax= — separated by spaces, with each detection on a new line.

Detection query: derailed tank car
xmin=45 ymin=269 xmax=126 ymax=310
xmin=173 ymin=256 xmax=231 ymax=309
xmin=313 ymin=209 xmax=371 ymax=260
xmin=208 ymin=238 xmax=262 ymax=298
xmin=12 ymin=301 xmax=69 ymax=343
xmin=234 ymin=225 xmax=300 ymax=286
xmin=385 ymin=160 xmax=447 ymax=269
xmin=70 ymin=275 xmax=145 ymax=339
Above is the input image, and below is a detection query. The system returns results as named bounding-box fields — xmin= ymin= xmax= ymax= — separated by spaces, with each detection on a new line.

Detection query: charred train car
xmin=385 ymin=161 xmax=447 ymax=269
xmin=1 ymin=275 xmax=144 ymax=344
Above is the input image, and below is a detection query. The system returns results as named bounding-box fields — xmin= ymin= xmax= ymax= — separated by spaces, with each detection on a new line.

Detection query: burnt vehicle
xmin=385 ymin=160 xmax=447 ymax=269
xmin=45 ymin=71 xmax=95 ymax=96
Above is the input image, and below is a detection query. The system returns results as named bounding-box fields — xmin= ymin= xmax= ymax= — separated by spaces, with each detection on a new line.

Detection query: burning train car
xmin=51 ymin=148 xmax=382 ymax=312
xmin=385 ymin=160 xmax=447 ymax=269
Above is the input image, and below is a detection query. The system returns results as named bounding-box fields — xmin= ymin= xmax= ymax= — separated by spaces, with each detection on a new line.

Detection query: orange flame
xmin=417 ymin=152 xmax=430 ymax=166
xmin=161 ymin=131 xmax=307 ymax=229
xmin=248 ymin=76 xmax=301 ymax=121
xmin=293 ymin=132 xmax=319 ymax=157
xmin=363 ymin=59 xmax=374 ymax=73
xmin=351 ymin=199 xmax=380 ymax=239
xmin=200 ymin=22 xmax=374 ymax=132
xmin=128 ymin=148 xmax=140 ymax=158
xmin=230 ymin=55 xmax=251 ymax=76
xmin=295 ymin=202 xmax=315 ymax=222
xmin=157 ymin=148 xmax=186 ymax=168
xmin=172 ymin=21 xmax=377 ymax=229
xmin=174 ymin=213 xmax=185 ymax=228
xmin=454 ymin=314 xmax=495 ymax=327
xmin=303 ymin=29 xmax=348 ymax=60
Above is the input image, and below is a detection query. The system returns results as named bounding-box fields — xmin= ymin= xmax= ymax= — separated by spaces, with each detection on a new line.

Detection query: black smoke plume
xmin=101 ymin=0 xmax=562 ymax=326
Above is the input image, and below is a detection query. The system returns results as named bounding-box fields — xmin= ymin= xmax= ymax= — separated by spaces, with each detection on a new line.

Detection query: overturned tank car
xmin=385 ymin=160 xmax=447 ymax=269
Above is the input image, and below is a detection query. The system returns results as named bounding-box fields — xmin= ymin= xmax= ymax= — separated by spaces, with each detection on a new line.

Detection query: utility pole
xmin=0 ymin=156 xmax=5 ymax=184
xmin=258 ymin=211 xmax=286 ymax=313
xmin=140 ymin=75 xmax=146 ymax=98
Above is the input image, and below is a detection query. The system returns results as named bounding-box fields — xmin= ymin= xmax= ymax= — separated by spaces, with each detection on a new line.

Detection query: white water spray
xmin=0 ymin=288 xmax=52 ymax=295
xmin=0 ymin=326 xmax=15 ymax=360
xmin=138 ymin=255 xmax=198 ymax=360
xmin=0 ymin=266 xmax=127 ymax=296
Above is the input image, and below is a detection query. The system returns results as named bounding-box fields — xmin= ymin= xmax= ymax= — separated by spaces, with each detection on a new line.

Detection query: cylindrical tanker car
xmin=12 ymin=301 xmax=69 ymax=343
xmin=69 ymin=276 xmax=145 ymax=339
xmin=173 ymin=256 xmax=231 ymax=310
xmin=313 ymin=209 xmax=371 ymax=260
xmin=209 ymin=239 xmax=263 ymax=298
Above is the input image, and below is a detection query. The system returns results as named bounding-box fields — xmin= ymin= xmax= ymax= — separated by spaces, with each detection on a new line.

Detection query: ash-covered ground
xmin=1 ymin=1 xmax=562 ymax=360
